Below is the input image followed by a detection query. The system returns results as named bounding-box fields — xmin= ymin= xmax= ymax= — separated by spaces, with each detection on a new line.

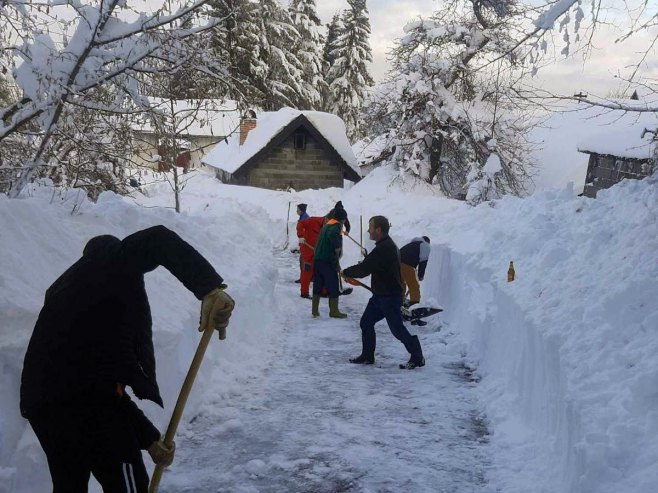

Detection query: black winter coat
xmin=343 ymin=235 xmax=403 ymax=296
xmin=20 ymin=225 xmax=223 ymax=418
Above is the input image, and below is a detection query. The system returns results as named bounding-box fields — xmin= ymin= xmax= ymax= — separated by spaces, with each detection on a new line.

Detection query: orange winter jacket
xmin=296 ymin=216 xmax=325 ymax=260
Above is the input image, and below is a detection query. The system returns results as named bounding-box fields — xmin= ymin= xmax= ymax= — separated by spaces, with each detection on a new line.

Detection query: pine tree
xmin=289 ymin=0 xmax=324 ymax=109
xmin=326 ymin=0 xmax=374 ymax=140
xmin=207 ymin=0 xmax=264 ymax=104
xmin=323 ymin=13 xmax=342 ymax=70
xmin=253 ymin=0 xmax=306 ymax=110
xmin=322 ymin=13 xmax=343 ymax=108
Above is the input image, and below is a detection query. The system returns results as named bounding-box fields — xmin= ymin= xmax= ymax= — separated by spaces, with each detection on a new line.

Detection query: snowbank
xmin=420 ymin=177 xmax=658 ymax=492
xmin=1 ymin=165 xmax=657 ymax=493
xmin=0 ymin=181 xmax=280 ymax=493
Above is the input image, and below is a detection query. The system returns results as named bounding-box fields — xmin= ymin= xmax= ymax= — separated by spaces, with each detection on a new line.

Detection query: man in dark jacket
xmin=342 ymin=216 xmax=425 ymax=369
xmin=399 ymin=236 xmax=431 ymax=306
xmin=20 ymin=225 xmax=235 ymax=492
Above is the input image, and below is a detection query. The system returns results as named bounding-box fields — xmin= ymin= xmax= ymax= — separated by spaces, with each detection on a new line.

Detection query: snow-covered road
xmin=159 ymin=250 xmax=490 ymax=493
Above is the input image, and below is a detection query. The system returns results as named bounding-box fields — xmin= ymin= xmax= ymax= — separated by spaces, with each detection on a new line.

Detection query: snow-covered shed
xmin=578 ymin=121 xmax=656 ymax=198
xmin=130 ymin=98 xmax=240 ymax=172
xmin=202 ymin=108 xmax=361 ymax=190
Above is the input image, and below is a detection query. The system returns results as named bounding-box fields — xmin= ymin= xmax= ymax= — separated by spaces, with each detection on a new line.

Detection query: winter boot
xmin=311 ymin=295 xmax=320 ymax=318
xmin=399 ymin=356 xmax=425 ymax=369
xmin=349 ymin=354 xmax=374 ymax=365
xmin=399 ymin=335 xmax=425 ymax=369
xmin=329 ymin=298 xmax=347 ymax=318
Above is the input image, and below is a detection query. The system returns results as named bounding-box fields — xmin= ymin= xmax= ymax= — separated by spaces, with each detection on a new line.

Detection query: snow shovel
xmin=344 ymin=232 xmax=367 ymax=257
xmin=148 ymin=321 xmax=220 ymax=493
xmin=282 ymin=201 xmax=291 ymax=251
xmin=337 ymin=271 xmax=353 ymax=296
xmin=342 ymin=276 xmax=372 ymax=292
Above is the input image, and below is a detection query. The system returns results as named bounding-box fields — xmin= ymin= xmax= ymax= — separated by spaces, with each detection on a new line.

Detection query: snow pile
xmin=0 ymin=165 xmax=657 ymax=493
xmin=0 ymin=181 xmax=280 ymax=493
xmin=420 ymin=176 xmax=658 ymax=492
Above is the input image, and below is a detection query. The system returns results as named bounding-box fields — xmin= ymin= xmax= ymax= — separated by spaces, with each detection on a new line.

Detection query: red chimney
xmin=239 ymin=111 xmax=257 ymax=145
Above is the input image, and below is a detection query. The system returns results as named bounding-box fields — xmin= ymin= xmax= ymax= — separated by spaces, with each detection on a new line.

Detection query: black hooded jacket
xmin=20 ymin=225 xmax=223 ymax=419
xmin=343 ymin=235 xmax=403 ymax=296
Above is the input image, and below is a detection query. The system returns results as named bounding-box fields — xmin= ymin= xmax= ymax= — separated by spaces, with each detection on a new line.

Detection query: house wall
xmin=583 ymin=153 xmax=653 ymax=198
xmin=242 ymin=130 xmax=344 ymax=190
xmin=131 ymin=132 xmax=222 ymax=171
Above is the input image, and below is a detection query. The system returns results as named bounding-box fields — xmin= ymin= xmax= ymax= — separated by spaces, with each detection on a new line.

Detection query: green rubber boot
xmin=312 ymin=295 xmax=320 ymax=318
xmin=329 ymin=298 xmax=347 ymax=319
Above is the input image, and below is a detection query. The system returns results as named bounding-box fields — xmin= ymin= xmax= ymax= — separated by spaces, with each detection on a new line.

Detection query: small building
xmin=578 ymin=123 xmax=656 ymax=198
xmin=202 ymin=108 xmax=361 ymax=190
xmin=130 ymin=98 xmax=240 ymax=172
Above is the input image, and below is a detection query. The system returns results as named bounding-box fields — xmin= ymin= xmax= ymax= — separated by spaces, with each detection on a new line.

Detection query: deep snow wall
xmin=0 ymin=184 xmax=280 ymax=493
xmin=420 ymin=176 xmax=658 ymax=493
xmin=429 ymin=247 xmax=580 ymax=492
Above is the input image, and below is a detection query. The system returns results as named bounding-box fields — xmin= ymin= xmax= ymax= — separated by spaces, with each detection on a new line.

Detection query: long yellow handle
xmin=148 ymin=322 xmax=217 ymax=492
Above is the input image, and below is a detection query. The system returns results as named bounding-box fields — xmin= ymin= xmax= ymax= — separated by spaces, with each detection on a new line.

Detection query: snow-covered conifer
xmin=252 ymin=0 xmax=306 ymax=110
xmin=325 ymin=0 xmax=374 ymax=141
xmin=207 ymin=0 xmax=264 ymax=104
xmin=288 ymin=0 xmax=324 ymax=110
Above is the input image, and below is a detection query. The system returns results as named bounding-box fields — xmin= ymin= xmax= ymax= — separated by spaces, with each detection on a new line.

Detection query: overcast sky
xmin=315 ymin=0 xmax=658 ymax=98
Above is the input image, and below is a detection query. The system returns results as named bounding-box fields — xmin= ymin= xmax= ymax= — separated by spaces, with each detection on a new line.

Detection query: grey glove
xmin=199 ymin=286 xmax=236 ymax=340
xmin=147 ymin=440 xmax=175 ymax=467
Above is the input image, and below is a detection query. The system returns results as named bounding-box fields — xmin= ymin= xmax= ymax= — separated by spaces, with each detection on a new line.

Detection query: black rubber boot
xmin=349 ymin=355 xmax=374 ymax=365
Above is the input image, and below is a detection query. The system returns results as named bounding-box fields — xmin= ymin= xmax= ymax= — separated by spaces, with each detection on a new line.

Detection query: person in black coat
xmin=342 ymin=216 xmax=425 ymax=369
xmin=20 ymin=225 xmax=235 ymax=493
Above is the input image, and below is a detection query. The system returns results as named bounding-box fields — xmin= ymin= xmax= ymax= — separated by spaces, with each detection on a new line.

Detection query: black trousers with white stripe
xmin=29 ymin=400 xmax=150 ymax=492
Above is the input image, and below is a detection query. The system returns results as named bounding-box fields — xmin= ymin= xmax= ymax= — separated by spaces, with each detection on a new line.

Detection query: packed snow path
xmin=160 ymin=250 xmax=490 ymax=492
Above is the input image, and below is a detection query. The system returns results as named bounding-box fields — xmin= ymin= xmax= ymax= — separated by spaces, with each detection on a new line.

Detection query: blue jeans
xmin=359 ymin=294 xmax=422 ymax=360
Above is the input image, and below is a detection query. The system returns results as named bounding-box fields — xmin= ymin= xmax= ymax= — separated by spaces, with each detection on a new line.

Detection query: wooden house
xmin=578 ymin=123 xmax=656 ymax=198
xmin=202 ymin=108 xmax=361 ymax=190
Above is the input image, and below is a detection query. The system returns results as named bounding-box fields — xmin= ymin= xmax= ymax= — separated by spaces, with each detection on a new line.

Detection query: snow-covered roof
xmin=202 ymin=108 xmax=360 ymax=179
xmin=131 ymin=98 xmax=241 ymax=138
xmin=578 ymin=122 xmax=657 ymax=160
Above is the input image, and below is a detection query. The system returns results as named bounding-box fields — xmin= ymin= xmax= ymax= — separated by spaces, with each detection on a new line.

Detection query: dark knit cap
xmin=335 ymin=201 xmax=344 ymax=209
xmin=298 ymin=203 xmax=307 ymax=213
xmin=422 ymin=236 xmax=430 ymax=244
xmin=333 ymin=207 xmax=347 ymax=221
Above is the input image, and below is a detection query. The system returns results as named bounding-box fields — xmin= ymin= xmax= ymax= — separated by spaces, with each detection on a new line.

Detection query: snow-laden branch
xmin=0 ymin=0 xmax=218 ymax=197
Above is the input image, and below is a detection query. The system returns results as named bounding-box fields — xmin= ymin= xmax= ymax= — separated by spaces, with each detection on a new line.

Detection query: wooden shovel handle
xmin=148 ymin=322 xmax=217 ymax=492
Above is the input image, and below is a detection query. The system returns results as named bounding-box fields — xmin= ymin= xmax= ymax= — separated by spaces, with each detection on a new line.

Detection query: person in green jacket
xmin=312 ymin=207 xmax=348 ymax=318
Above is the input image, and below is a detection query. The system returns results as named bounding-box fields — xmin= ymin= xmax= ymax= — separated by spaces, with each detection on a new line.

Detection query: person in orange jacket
xmin=296 ymin=215 xmax=326 ymax=298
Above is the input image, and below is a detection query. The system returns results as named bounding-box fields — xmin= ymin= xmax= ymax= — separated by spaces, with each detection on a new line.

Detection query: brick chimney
xmin=239 ymin=111 xmax=257 ymax=145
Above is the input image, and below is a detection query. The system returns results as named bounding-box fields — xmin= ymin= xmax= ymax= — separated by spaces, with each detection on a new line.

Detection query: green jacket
xmin=313 ymin=220 xmax=343 ymax=264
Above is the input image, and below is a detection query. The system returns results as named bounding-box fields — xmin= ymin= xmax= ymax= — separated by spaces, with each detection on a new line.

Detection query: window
xmin=294 ymin=133 xmax=306 ymax=150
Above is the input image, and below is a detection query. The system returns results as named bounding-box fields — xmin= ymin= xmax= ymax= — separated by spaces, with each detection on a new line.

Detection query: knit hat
xmin=297 ymin=203 xmax=307 ymax=213
xmin=335 ymin=201 xmax=344 ymax=209
xmin=333 ymin=207 xmax=347 ymax=222
xmin=422 ymin=236 xmax=430 ymax=244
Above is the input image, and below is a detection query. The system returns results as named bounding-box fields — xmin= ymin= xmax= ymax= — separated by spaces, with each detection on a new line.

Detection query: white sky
xmin=316 ymin=0 xmax=658 ymax=98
